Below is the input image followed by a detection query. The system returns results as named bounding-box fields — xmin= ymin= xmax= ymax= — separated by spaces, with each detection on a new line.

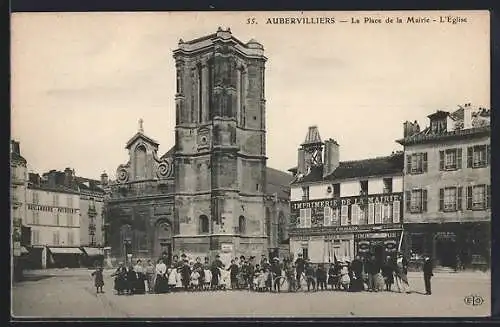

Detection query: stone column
xmin=236 ymin=67 xmax=241 ymax=125
xmin=202 ymin=62 xmax=209 ymax=121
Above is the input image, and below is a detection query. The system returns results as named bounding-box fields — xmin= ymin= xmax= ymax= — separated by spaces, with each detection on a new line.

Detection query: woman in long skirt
xmin=112 ymin=264 xmax=127 ymax=295
xmin=154 ymin=259 xmax=168 ymax=294
xmin=126 ymin=266 xmax=137 ymax=295
xmin=134 ymin=261 xmax=146 ymax=295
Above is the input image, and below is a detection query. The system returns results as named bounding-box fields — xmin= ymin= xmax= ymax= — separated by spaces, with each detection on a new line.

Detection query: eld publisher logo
xmin=464 ymin=294 xmax=484 ymax=306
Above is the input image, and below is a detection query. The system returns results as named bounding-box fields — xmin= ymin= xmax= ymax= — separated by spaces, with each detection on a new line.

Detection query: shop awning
xmin=21 ymin=246 xmax=29 ymax=254
xmin=48 ymin=247 xmax=84 ymax=255
xmin=82 ymin=247 xmax=104 ymax=256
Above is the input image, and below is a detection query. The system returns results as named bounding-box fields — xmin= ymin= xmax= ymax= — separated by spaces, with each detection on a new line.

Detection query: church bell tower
xmin=172 ymin=27 xmax=268 ymax=261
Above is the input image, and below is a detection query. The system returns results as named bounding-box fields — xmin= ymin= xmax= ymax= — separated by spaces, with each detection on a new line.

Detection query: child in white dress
xmin=167 ymin=267 xmax=177 ymax=291
xmin=190 ymin=269 xmax=201 ymax=291
xmin=204 ymin=268 xmax=212 ymax=290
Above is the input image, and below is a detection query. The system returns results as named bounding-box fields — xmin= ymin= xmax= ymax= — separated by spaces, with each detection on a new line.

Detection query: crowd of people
xmin=91 ymin=252 xmax=434 ymax=296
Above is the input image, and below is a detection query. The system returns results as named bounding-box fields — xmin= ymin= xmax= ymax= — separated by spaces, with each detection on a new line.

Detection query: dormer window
xmin=360 ymin=180 xmax=368 ymax=196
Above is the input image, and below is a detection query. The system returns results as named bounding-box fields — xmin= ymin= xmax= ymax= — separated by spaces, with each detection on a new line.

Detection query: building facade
xmin=11 ymin=140 xmax=29 ymax=279
xmin=25 ymin=169 xmax=106 ymax=268
xmin=77 ymin=175 xmax=106 ymax=248
xmin=397 ymin=104 xmax=491 ymax=269
xmin=288 ymin=126 xmax=404 ymax=264
xmin=106 ymin=28 xmax=292 ymax=266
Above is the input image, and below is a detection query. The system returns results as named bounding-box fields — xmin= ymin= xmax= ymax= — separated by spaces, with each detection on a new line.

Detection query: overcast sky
xmin=11 ymin=11 xmax=490 ymax=180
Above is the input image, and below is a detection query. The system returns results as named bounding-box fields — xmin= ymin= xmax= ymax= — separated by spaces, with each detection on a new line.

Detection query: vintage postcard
xmin=10 ymin=10 xmax=491 ymax=318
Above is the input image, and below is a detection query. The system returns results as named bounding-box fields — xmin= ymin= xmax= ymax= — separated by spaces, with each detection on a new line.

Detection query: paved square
xmin=12 ymin=269 xmax=490 ymax=318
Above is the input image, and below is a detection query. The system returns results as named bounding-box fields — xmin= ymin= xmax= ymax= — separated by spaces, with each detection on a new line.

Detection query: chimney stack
xmin=463 ymin=103 xmax=473 ymax=129
xmin=297 ymin=148 xmax=306 ymax=175
xmin=323 ymin=139 xmax=340 ymax=177
xmin=11 ymin=140 xmax=20 ymax=155
xmin=101 ymin=171 xmax=109 ymax=186
xmin=64 ymin=167 xmax=74 ymax=187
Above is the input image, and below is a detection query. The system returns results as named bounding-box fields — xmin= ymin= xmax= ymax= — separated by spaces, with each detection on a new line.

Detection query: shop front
xmin=405 ymin=222 xmax=490 ymax=270
xmin=354 ymin=228 xmax=402 ymax=264
xmin=289 ymin=227 xmax=356 ymax=263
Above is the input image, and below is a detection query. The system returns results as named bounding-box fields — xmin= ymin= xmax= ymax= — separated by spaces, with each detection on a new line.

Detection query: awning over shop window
xmin=82 ymin=247 xmax=104 ymax=256
xmin=48 ymin=247 xmax=84 ymax=255
xmin=21 ymin=246 xmax=29 ymax=254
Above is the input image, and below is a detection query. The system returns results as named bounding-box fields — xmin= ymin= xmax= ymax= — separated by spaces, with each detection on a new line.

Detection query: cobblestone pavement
xmin=12 ymin=270 xmax=490 ymax=318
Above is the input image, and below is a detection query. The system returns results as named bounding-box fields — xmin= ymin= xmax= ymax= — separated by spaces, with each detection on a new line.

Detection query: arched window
xmin=278 ymin=211 xmax=286 ymax=243
xmin=134 ymin=145 xmax=147 ymax=180
xmin=238 ymin=215 xmax=246 ymax=234
xmin=199 ymin=215 xmax=209 ymax=234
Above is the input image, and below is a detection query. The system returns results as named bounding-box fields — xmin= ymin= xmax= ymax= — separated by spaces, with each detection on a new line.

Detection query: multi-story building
xmin=397 ymin=103 xmax=491 ymax=269
xmin=288 ymin=126 xmax=404 ymax=264
xmin=77 ymin=175 xmax=106 ymax=247
xmin=10 ymin=140 xmax=29 ymax=280
xmin=26 ymin=171 xmax=81 ymax=268
xmin=105 ymin=28 xmax=292 ymax=266
xmin=26 ymin=168 xmax=106 ymax=268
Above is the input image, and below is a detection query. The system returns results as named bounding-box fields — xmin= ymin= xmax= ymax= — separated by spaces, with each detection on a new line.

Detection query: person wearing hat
xmin=304 ymin=259 xmax=316 ymax=292
xmin=227 ymin=259 xmax=240 ymax=290
xmin=294 ymin=253 xmax=306 ymax=290
xmin=395 ymin=253 xmax=410 ymax=293
xmin=423 ymin=256 xmax=433 ymax=295
xmin=271 ymin=257 xmax=282 ymax=292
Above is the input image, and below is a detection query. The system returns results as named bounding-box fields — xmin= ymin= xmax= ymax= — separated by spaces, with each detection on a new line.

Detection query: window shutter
xmin=439 ymin=188 xmax=444 ymax=211
xmin=486 ymin=185 xmax=491 ymax=209
xmin=332 ymin=208 xmax=339 ymax=226
xmin=422 ymin=189 xmax=428 ymax=212
xmin=423 ymin=153 xmax=428 ymax=172
xmin=457 ymin=148 xmax=462 ymax=169
xmin=406 ymin=155 xmax=412 ymax=174
xmin=299 ymin=209 xmax=305 ymax=228
xmin=368 ymin=203 xmax=375 ymax=224
xmin=466 ymin=186 xmax=472 ymax=210
xmin=305 ymin=208 xmax=312 ymax=228
xmin=486 ymin=145 xmax=490 ymax=166
xmin=393 ymin=200 xmax=400 ymax=223
xmin=323 ymin=206 xmax=332 ymax=227
xmin=439 ymin=151 xmax=445 ymax=171
xmin=405 ymin=191 xmax=411 ymax=213
xmin=467 ymin=147 xmax=473 ymax=168
xmin=457 ymin=187 xmax=463 ymax=211
xmin=351 ymin=205 xmax=359 ymax=225
xmin=341 ymin=205 xmax=349 ymax=226
xmin=358 ymin=205 xmax=365 ymax=225
xmin=374 ymin=203 xmax=382 ymax=224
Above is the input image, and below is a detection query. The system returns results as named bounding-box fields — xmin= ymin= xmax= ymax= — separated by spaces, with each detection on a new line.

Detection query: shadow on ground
xmin=16 ymin=275 xmax=54 ymax=283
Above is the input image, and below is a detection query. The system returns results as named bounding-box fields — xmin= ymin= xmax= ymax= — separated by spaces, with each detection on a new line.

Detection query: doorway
xmin=435 ymin=238 xmax=457 ymax=268
xmin=373 ymin=242 xmax=385 ymax=266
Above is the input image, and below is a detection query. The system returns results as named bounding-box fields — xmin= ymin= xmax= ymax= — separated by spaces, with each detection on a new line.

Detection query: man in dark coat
xmin=271 ymin=258 xmax=283 ymax=292
xmin=423 ymin=256 xmax=434 ymax=295
xmin=364 ymin=256 xmax=375 ymax=291
xmin=349 ymin=256 xmax=364 ymax=292
xmin=295 ymin=253 xmax=306 ymax=290
xmin=180 ymin=259 xmax=191 ymax=290
xmin=227 ymin=259 xmax=240 ymax=290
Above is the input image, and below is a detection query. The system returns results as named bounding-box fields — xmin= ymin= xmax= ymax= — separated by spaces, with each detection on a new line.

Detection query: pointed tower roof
xmin=302 ymin=125 xmax=323 ymax=146
xmin=125 ymin=119 xmax=159 ymax=149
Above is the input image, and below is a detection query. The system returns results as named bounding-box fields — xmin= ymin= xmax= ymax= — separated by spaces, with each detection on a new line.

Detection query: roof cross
xmin=138 ymin=118 xmax=144 ymax=133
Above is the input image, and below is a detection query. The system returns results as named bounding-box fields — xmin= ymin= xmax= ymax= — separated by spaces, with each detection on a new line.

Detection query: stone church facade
xmin=105 ymin=28 xmax=292 ymax=264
